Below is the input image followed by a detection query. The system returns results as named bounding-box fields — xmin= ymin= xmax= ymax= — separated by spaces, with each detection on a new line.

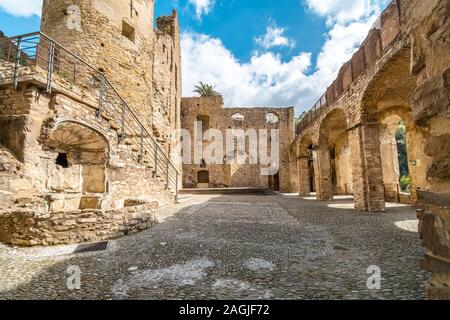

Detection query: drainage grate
xmin=73 ymin=241 xmax=108 ymax=254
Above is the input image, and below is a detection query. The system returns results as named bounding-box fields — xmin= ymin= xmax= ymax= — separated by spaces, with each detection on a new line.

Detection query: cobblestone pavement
xmin=0 ymin=193 xmax=429 ymax=299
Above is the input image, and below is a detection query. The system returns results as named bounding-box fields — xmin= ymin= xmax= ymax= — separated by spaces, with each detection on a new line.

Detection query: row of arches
xmin=295 ymin=47 xmax=437 ymax=211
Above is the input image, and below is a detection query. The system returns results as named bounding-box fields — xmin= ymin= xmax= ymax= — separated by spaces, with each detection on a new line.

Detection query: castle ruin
xmin=0 ymin=0 xmax=181 ymax=246
xmin=0 ymin=0 xmax=448 ymax=299
xmin=289 ymin=0 xmax=450 ymax=298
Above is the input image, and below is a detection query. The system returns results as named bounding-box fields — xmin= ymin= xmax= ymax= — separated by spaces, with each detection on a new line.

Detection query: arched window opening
xmin=231 ymin=113 xmax=245 ymax=127
xmin=266 ymin=113 xmax=279 ymax=125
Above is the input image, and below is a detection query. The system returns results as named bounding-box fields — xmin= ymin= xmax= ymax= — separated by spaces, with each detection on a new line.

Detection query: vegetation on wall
xmin=194 ymin=82 xmax=221 ymax=97
xmin=395 ymin=121 xmax=412 ymax=192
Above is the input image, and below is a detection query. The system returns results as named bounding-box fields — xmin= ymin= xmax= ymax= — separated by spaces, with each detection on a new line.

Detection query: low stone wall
xmin=0 ymin=202 xmax=159 ymax=246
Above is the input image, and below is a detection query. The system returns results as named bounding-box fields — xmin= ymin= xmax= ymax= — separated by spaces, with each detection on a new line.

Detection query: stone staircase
xmin=0 ymin=32 xmax=180 ymax=200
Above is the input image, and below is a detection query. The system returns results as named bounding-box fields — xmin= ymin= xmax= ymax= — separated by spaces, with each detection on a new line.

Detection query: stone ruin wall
xmin=400 ymin=0 xmax=450 ymax=299
xmin=0 ymin=78 xmax=175 ymax=246
xmin=40 ymin=0 xmax=181 ymax=159
xmin=292 ymin=0 xmax=421 ymax=207
xmin=153 ymin=12 xmax=182 ymax=171
xmin=181 ymin=96 xmax=296 ymax=192
xmin=291 ymin=0 xmax=450 ymax=298
xmin=0 ymin=0 xmax=182 ymax=246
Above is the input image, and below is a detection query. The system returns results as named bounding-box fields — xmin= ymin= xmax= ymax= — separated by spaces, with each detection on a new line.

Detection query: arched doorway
xmin=317 ymin=109 xmax=352 ymax=200
xmin=361 ymin=47 xmax=430 ymax=208
xmin=43 ymin=121 xmax=109 ymax=210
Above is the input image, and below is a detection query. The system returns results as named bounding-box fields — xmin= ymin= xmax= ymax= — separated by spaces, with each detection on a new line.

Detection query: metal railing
xmin=297 ymin=93 xmax=327 ymax=133
xmin=0 ymin=32 xmax=180 ymax=201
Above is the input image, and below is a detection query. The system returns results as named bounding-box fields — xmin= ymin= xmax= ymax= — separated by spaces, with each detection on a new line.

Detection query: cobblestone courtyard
xmin=0 ymin=193 xmax=428 ymax=300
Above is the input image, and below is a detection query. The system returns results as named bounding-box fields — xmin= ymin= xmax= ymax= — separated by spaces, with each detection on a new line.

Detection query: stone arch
xmin=266 ymin=112 xmax=279 ymax=125
xmin=50 ymin=118 xmax=112 ymax=154
xmin=288 ymin=146 xmax=299 ymax=193
xmin=317 ymin=108 xmax=352 ymax=200
xmin=298 ymin=134 xmax=313 ymax=158
xmin=377 ymin=106 xmax=429 ymax=203
xmin=361 ymin=48 xmax=416 ymax=123
xmin=231 ymin=113 xmax=245 ymax=128
xmin=231 ymin=113 xmax=245 ymax=121
xmin=41 ymin=121 xmax=109 ymax=210
xmin=359 ymin=47 xmax=430 ymax=207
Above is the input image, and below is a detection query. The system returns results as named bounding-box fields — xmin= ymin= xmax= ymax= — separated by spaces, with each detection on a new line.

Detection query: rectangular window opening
xmin=122 ymin=21 xmax=135 ymax=42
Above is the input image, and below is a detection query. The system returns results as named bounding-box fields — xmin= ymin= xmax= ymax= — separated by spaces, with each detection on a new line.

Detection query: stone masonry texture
xmin=0 ymin=0 xmax=449 ymax=300
xmin=291 ymin=0 xmax=450 ymax=298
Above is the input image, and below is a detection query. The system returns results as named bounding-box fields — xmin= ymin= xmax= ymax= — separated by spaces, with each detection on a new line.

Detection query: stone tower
xmin=40 ymin=0 xmax=156 ymax=121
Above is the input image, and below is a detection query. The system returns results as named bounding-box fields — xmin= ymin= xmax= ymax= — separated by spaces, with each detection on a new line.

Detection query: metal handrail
xmin=102 ymin=77 xmax=178 ymax=173
xmin=0 ymin=31 xmax=180 ymax=200
xmin=296 ymin=92 xmax=327 ymax=133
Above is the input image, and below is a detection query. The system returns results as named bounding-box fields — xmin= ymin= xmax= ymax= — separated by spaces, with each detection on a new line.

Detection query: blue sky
xmin=0 ymin=0 xmax=389 ymax=115
xmin=156 ymin=0 xmax=328 ymax=64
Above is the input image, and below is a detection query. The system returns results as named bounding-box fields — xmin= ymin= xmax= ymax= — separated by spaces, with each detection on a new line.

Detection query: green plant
xmin=395 ymin=121 xmax=409 ymax=177
xmin=193 ymin=82 xmax=220 ymax=97
xmin=399 ymin=175 xmax=412 ymax=193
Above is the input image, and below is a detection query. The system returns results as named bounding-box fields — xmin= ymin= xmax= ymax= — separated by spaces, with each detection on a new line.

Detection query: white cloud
xmin=188 ymin=0 xmax=214 ymax=19
xmin=0 ymin=0 xmax=42 ymax=17
xmin=316 ymin=17 xmax=378 ymax=80
xmin=306 ymin=0 xmax=389 ymax=24
xmin=182 ymin=16 xmax=377 ymax=114
xmin=255 ymin=24 xmax=295 ymax=50
xmin=182 ymin=32 xmax=322 ymax=113
xmin=181 ymin=1 xmax=387 ymax=115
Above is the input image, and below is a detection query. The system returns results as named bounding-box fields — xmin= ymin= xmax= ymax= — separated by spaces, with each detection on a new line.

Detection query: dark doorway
xmin=330 ymin=147 xmax=337 ymax=194
xmin=308 ymin=146 xmax=315 ymax=192
xmin=268 ymin=173 xmax=280 ymax=191
xmin=197 ymin=170 xmax=210 ymax=184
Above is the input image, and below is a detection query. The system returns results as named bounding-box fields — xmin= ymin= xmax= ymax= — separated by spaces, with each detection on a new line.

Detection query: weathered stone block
xmin=410 ymin=68 xmax=450 ymax=124
xmin=326 ymin=85 xmax=335 ymax=105
xmin=340 ymin=62 xmax=353 ymax=91
xmin=380 ymin=0 xmax=401 ymax=50
xmin=333 ymin=79 xmax=343 ymax=99
xmin=0 ymin=115 xmax=27 ymax=161
xmin=363 ymin=29 xmax=382 ymax=67
xmin=351 ymin=48 xmax=366 ymax=80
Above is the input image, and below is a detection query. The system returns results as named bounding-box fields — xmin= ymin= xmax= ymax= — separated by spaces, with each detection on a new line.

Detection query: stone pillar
xmin=411 ymin=68 xmax=450 ymax=299
xmin=298 ymin=156 xmax=310 ymax=196
xmin=417 ymin=196 xmax=450 ymax=300
xmin=349 ymin=124 xmax=386 ymax=212
xmin=288 ymin=156 xmax=299 ymax=193
xmin=313 ymin=146 xmax=333 ymax=201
